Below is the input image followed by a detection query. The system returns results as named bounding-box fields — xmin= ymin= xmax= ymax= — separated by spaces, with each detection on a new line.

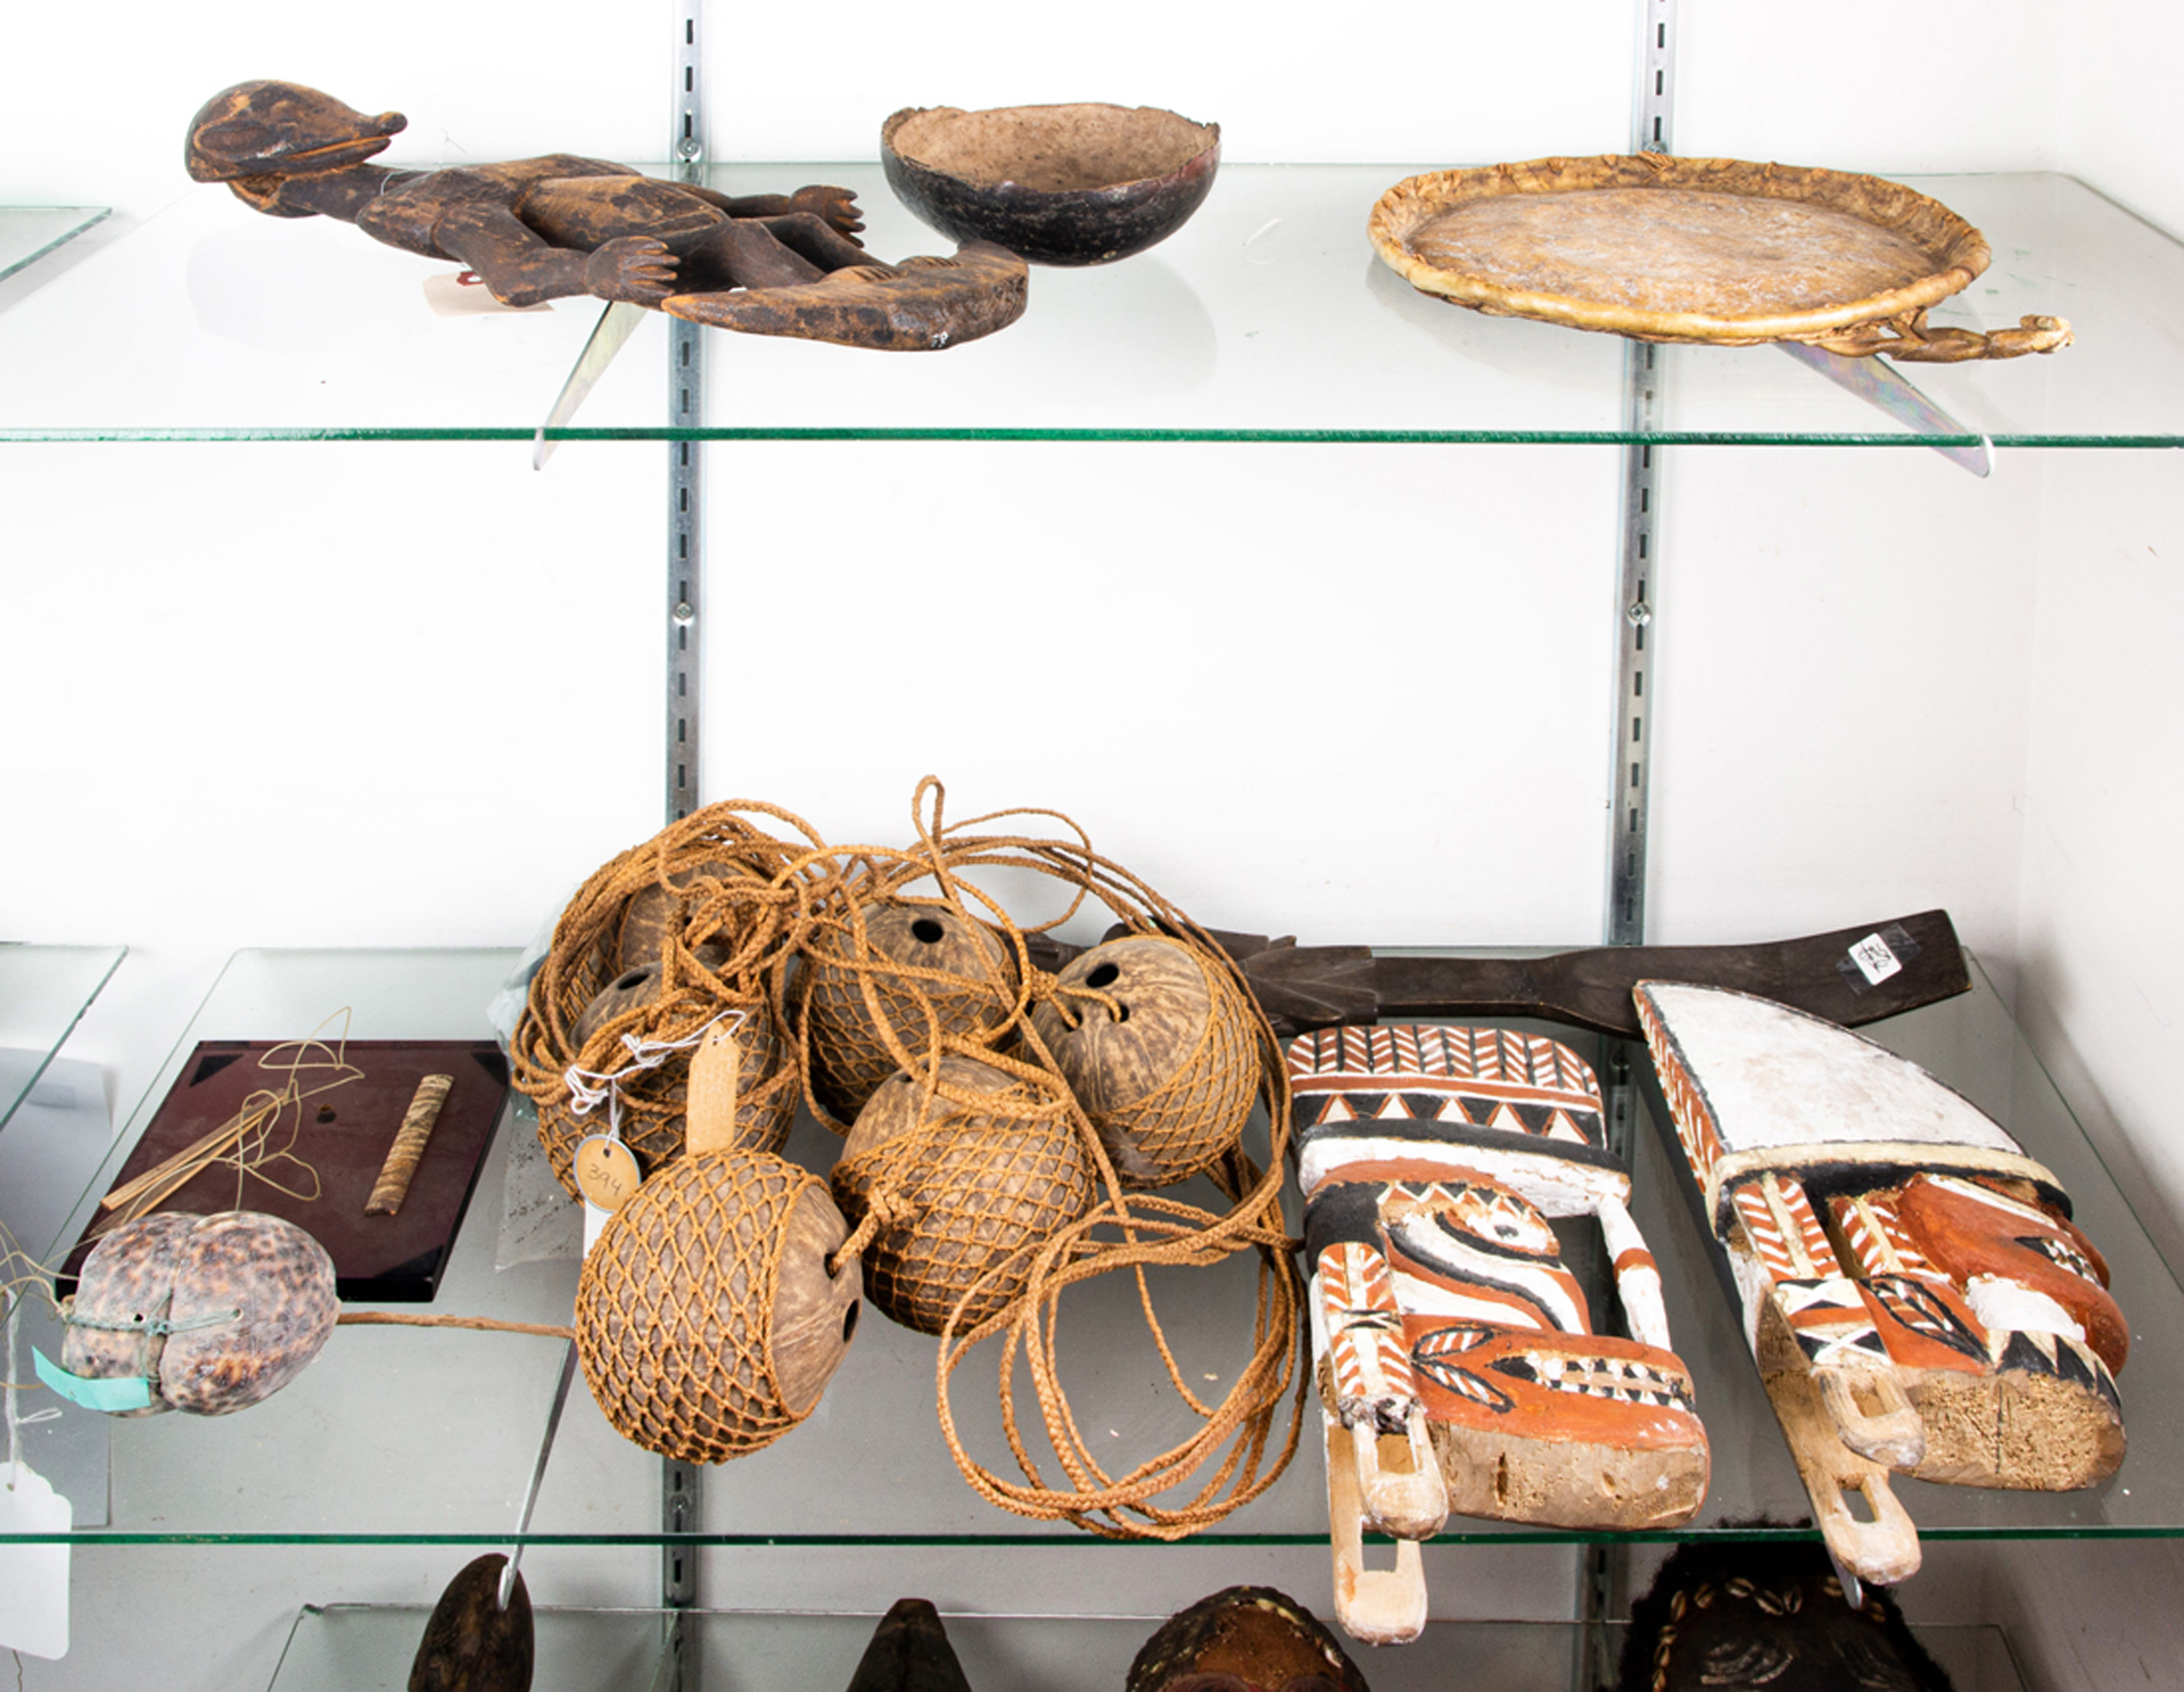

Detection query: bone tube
xmin=366 ymin=1074 xmax=454 ymax=1216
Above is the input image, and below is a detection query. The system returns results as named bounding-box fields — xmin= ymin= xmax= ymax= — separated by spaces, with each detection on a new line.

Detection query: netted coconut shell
xmin=799 ymin=899 xmax=1020 ymax=1129
xmin=538 ymin=984 xmax=797 ymax=1194
xmin=62 ymin=1211 xmax=338 ymax=1417
xmin=572 ymin=961 xmax=665 ymax=1051
xmin=575 ymin=1147 xmax=861 ymax=1463
xmin=1029 ymin=934 xmax=1258 ymax=1187
xmin=510 ymin=801 xmax=811 ymax=1203
xmin=615 ymin=856 xmax=765 ymax=973
xmin=833 ymin=1053 xmax=1095 ymax=1334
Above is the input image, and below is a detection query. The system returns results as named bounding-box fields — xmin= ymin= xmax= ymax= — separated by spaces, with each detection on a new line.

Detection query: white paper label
xmin=1847 ymin=932 xmax=1903 ymax=986
xmin=0 ymin=1461 xmax=72 ymax=1659
xmin=421 ymin=271 xmax=553 ymax=318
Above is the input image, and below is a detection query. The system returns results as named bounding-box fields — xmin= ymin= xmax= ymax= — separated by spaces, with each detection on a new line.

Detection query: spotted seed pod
xmin=62 ymin=1211 xmax=339 ymax=1417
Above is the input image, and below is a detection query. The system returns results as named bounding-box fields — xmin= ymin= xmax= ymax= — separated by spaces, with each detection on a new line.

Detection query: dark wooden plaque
xmin=62 ymin=1040 xmax=509 ymax=1302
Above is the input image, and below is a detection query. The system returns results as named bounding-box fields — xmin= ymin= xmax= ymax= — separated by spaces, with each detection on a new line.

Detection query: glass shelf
xmin=0 ymin=171 xmax=2173 ymax=447
xmin=0 ymin=205 xmax=108 ymax=285
xmin=265 ymin=1604 xmax=2027 ymax=1691
xmin=0 ymin=941 xmax=125 ymax=1131
xmin=6 ymin=947 xmax=2179 ymax=1551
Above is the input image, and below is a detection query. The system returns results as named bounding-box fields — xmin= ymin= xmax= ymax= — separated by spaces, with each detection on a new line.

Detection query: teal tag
xmin=32 ymin=1346 xmax=156 ymax=1413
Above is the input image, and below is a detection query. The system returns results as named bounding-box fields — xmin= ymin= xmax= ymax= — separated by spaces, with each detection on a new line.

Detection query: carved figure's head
xmin=1894 ymin=1171 xmax=2128 ymax=1371
xmin=185 ymin=81 xmax=407 ymax=215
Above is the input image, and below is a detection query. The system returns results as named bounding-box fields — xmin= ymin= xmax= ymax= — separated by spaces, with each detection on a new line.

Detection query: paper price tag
xmin=575 ymin=1134 xmax=642 ymax=1261
xmin=421 ymin=271 xmax=553 ymax=318
xmin=574 ymin=1135 xmax=643 ymax=1213
xmin=0 ymin=1460 xmax=72 ymax=1659
xmin=1847 ymin=932 xmax=1904 ymax=987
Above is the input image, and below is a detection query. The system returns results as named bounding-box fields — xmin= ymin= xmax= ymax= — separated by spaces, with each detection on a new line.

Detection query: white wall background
xmin=2 ymin=4 xmax=2181 ymax=1688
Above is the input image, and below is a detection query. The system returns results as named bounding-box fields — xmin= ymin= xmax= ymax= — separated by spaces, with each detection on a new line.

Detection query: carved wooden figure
xmin=185 ymin=81 xmax=1027 ymax=350
xmin=1635 ymin=981 xmax=2128 ymax=1590
xmin=1289 ymin=1024 xmax=1710 ymax=1644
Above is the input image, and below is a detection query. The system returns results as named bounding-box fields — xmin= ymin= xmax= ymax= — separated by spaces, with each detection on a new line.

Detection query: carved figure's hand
xmin=791 ymin=185 xmax=865 ymax=243
xmin=586 ymin=236 xmax=678 ymax=303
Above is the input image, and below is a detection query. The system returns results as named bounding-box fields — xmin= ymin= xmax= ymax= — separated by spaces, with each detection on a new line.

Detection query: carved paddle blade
xmin=1049 ymin=912 xmax=1972 ymax=1040
xmin=1370 ymin=911 xmax=1970 ymax=1039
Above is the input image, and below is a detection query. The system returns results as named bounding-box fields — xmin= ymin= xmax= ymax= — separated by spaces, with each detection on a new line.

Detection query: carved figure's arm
xmin=430 ymin=202 xmax=678 ymax=308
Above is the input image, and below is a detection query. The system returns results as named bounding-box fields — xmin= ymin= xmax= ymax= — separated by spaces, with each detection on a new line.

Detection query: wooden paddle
xmin=1028 ymin=910 xmax=1969 ymax=1040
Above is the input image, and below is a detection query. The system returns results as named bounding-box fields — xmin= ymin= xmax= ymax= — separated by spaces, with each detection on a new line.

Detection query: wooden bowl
xmin=881 ymin=102 xmax=1220 ymax=266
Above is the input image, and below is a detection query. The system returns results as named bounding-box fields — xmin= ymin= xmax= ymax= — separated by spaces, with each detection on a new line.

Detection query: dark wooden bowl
xmin=881 ymin=102 xmax=1220 ymax=266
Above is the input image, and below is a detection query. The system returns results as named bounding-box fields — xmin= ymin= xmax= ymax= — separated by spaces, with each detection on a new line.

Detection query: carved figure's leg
xmin=682 ymin=221 xmax=827 ymax=291
xmin=754 ymin=211 xmax=891 ymax=275
xmin=1726 ymin=1174 xmax=1927 ymax=1468
xmin=1313 ymin=1241 xmax=1447 ymax=1539
xmin=1322 ymin=1412 xmax=1429 ymax=1647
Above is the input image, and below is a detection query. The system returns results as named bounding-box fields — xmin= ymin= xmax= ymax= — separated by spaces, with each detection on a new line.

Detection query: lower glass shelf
xmin=265 ymin=1604 xmax=2027 ymax=1691
xmin=9 ymin=944 xmax=2181 ymax=1550
xmin=0 ymin=940 xmax=125 ymax=1131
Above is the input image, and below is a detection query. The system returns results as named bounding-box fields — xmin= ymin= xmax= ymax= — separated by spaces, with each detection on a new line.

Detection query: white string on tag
xmin=562 ymin=1008 xmax=747 ymax=1141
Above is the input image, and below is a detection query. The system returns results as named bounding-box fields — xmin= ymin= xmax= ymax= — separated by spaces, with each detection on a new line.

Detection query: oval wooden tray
xmin=1369 ymin=155 xmax=2070 ymax=362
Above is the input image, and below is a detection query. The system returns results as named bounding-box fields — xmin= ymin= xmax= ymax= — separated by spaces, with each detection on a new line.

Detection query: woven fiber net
xmin=1030 ymin=935 xmax=1261 ymax=1187
xmin=774 ymin=778 xmax=1304 ymax=1540
xmin=797 ymin=899 xmax=1020 ymax=1131
xmin=832 ymin=1054 xmax=1096 ymax=1334
xmin=511 ymin=801 xmax=827 ymax=1196
xmin=574 ymin=1147 xmax=850 ymax=1463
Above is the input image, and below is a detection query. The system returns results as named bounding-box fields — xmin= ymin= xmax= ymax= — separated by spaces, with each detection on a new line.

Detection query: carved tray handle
xmin=1817 ymin=311 xmax=2074 ymax=362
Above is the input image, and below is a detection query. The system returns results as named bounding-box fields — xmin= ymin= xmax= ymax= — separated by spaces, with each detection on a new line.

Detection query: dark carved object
xmin=843 ymin=1599 xmax=974 ymax=1692
xmin=408 ymin=1555 xmax=533 ymax=1692
xmin=882 ymin=103 xmax=1220 ymax=265
xmin=1126 ymin=1586 xmax=1370 ymax=1692
xmin=185 ymin=82 xmax=1026 ymax=350
xmin=1024 ymin=910 xmax=1971 ymax=1042
xmin=1616 ymin=1539 xmax=1956 ymax=1692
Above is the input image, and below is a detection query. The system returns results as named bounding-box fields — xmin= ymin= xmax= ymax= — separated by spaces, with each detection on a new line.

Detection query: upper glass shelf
xmin=6 ymin=944 xmax=2182 ymax=1550
xmin=0 ymin=169 xmax=2172 ymax=448
xmin=0 ymin=941 xmax=125 ymax=1131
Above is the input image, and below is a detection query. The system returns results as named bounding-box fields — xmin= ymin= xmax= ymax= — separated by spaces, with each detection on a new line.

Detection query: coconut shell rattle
xmin=575 ymin=1023 xmax=862 ymax=1463
xmin=513 ymin=806 xmax=814 ymax=1194
xmin=38 ymin=1209 xmax=339 ymax=1416
xmin=832 ymin=1052 xmax=1096 ymax=1334
xmin=1029 ymin=933 xmax=1260 ymax=1187
xmin=795 ymin=896 xmax=1020 ymax=1130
